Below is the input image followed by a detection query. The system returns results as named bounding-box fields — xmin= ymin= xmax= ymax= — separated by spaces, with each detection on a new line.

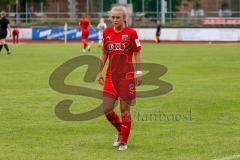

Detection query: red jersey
xmin=12 ymin=28 xmax=19 ymax=34
xmin=102 ymin=26 xmax=141 ymax=101
xmin=103 ymin=26 xmax=141 ymax=76
xmin=79 ymin=18 xmax=90 ymax=30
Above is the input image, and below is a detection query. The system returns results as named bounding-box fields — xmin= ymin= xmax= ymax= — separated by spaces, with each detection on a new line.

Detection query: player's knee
xmin=121 ymin=110 xmax=130 ymax=116
xmin=102 ymin=101 xmax=114 ymax=113
xmin=103 ymin=106 xmax=115 ymax=115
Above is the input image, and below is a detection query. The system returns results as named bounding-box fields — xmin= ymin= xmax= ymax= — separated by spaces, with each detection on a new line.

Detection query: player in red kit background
xmin=97 ymin=6 xmax=142 ymax=151
xmin=79 ymin=14 xmax=95 ymax=52
xmin=12 ymin=28 xmax=19 ymax=44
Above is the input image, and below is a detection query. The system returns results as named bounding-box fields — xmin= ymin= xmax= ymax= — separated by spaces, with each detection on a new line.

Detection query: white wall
xmin=136 ymin=28 xmax=240 ymax=41
xmin=19 ymin=28 xmax=32 ymax=39
xmin=8 ymin=28 xmax=240 ymax=41
xmin=6 ymin=28 xmax=32 ymax=40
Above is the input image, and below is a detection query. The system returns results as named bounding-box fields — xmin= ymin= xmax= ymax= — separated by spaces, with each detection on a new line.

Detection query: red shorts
xmin=81 ymin=29 xmax=89 ymax=39
xmin=12 ymin=30 xmax=19 ymax=36
xmin=103 ymin=72 xmax=136 ymax=102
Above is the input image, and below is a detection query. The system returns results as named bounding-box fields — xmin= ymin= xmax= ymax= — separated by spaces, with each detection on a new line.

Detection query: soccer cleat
xmin=113 ymin=133 xmax=121 ymax=147
xmin=7 ymin=51 xmax=11 ymax=55
xmin=82 ymin=48 xmax=86 ymax=53
xmin=86 ymin=45 xmax=91 ymax=52
xmin=118 ymin=143 xmax=128 ymax=151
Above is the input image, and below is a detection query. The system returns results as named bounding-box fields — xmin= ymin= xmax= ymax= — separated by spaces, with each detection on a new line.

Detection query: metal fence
xmin=8 ymin=11 xmax=240 ymax=27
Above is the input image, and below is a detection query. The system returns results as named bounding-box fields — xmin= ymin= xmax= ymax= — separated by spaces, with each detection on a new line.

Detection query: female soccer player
xmin=97 ymin=6 xmax=142 ymax=151
xmin=155 ymin=20 xmax=161 ymax=43
xmin=79 ymin=14 xmax=95 ymax=52
xmin=12 ymin=28 xmax=19 ymax=44
xmin=0 ymin=11 xmax=11 ymax=55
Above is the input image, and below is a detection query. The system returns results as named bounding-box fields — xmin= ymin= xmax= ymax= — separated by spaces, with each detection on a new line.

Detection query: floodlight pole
xmin=169 ymin=0 xmax=172 ymax=21
xmin=156 ymin=0 xmax=159 ymax=19
xmin=142 ymin=0 xmax=144 ymax=13
xmin=25 ymin=0 xmax=28 ymax=24
xmin=101 ymin=0 xmax=103 ymax=14
xmin=86 ymin=0 xmax=89 ymax=15
xmin=16 ymin=0 xmax=19 ymax=25
xmin=161 ymin=0 xmax=165 ymax=24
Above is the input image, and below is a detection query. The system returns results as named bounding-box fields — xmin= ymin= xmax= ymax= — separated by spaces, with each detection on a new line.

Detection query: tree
xmin=130 ymin=0 xmax=187 ymax=12
xmin=0 ymin=0 xmax=15 ymax=10
xmin=103 ymin=0 xmax=116 ymax=12
xmin=20 ymin=0 xmax=47 ymax=12
xmin=0 ymin=0 xmax=15 ymax=5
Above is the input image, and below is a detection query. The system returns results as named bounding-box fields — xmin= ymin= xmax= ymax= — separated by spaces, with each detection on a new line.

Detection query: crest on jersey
xmin=129 ymin=83 xmax=135 ymax=94
xmin=122 ymin=35 xmax=128 ymax=41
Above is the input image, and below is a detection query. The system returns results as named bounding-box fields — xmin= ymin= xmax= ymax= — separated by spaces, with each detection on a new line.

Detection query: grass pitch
xmin=0 ymin=43 xmax=240 ymax=160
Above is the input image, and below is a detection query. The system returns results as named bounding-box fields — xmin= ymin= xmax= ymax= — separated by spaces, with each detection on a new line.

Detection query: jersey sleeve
xmin=131 ymin=30 xmax=141 ymax=52
xmin=79 ymin=19 xmax=82 ymax=27
xmin=87 ymin=19 xmax=90 ymax=26
xmin=102 ymin=29 xmax=107 ymax=52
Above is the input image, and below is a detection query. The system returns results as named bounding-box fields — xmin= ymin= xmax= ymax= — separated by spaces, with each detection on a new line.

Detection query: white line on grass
xmin=213 ymin=154 xmax=240 ymax=160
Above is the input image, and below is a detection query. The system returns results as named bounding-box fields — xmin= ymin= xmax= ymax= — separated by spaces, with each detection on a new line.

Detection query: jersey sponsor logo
xmin=135 ymin=39 xmax=141 ymax=47
xmin=39 ymin=30 xmax=51 ymax=38
xmin=104 ymin=40 xmax=133 ymax=51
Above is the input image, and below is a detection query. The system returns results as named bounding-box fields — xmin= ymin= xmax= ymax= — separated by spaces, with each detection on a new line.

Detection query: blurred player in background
xmin=79 ymin=13 xmax=95 ymax=52
xmin=12 ymin=28 xmax=19 ymax=44
xmin=97 ymin=6 xmax=142 ymax=151
xmin=0 ymin=11 xmax=11 ymax=55
xmin=97 ymin=18 xmax=107 ymax=47
xmin=155 ymin=20 xmax=161 ymax=43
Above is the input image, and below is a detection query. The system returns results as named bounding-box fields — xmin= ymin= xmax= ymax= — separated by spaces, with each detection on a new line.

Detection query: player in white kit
xmin=97 ymin=18 xmax=107 ymax=47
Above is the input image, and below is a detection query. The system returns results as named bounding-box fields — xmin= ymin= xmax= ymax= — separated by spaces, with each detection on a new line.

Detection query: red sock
xmin=13 ymin=36 xmax=15 ymax=44
xmin=83 ymin=41 xmax=88 ymax=49
xmin=120 ymin=114 xmax=131 ymax=144
xmin=16 ymin=36 xmax=19 ymax=44
xmin=106 ymin=112 xmax=121 ymax=132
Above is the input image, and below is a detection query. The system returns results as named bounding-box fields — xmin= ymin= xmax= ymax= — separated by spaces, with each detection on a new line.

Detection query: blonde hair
xmin=100 ymin=18 xmax=104 ymax=23
xmin=110 ymin=6 xmax=128 ymax=22
xmin=1 ymin=11 xmax=6 ymax=17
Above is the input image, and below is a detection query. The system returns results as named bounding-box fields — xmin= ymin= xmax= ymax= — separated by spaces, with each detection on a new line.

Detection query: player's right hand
xmin=97 ymin=73 xmax=104 ymax=85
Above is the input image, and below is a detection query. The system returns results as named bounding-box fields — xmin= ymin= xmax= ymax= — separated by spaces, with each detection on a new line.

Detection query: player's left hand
xmin=97 ymin=72 xmax=104 ymax=85
xmin=136 ymin=76 xmax=142 ymax=86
